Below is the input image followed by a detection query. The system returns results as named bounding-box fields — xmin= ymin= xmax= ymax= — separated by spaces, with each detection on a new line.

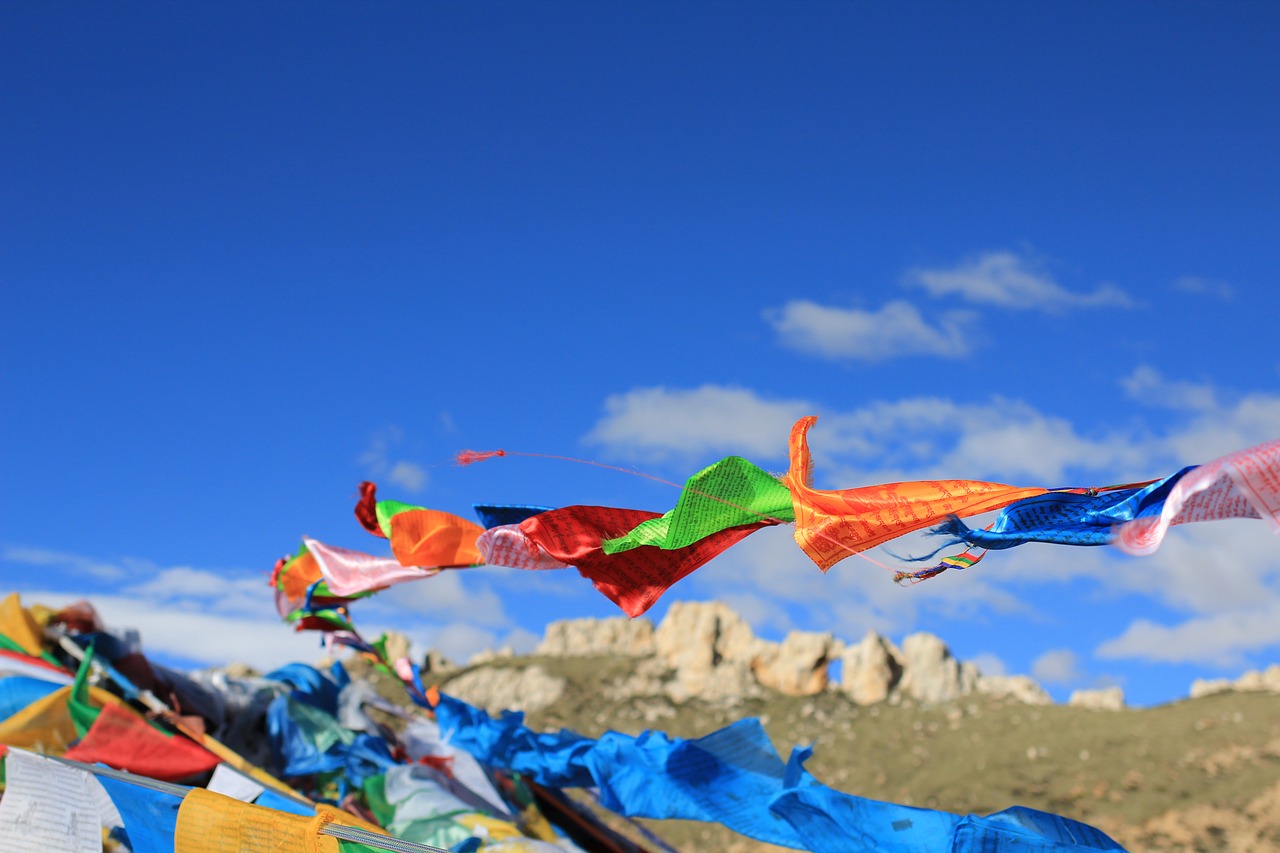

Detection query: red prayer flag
xmin=63 ymin=703 xmax=220 ymax=782
xmin=520 ymin=506 xmax=769 ymax=617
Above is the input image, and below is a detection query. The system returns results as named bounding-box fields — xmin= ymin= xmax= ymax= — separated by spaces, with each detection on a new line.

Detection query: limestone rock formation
xmin=977 ymin=675 xmax=1053 ymax=706
xmin=422 ymin=650 xmax=456 ymax=675
xmin=839 ymin=631 xmax=904 ymax=705
xmin=536 ymin=617 xmax=656 ymax=658
xmin=1190 ymin=663 xmax=1280 ymax=698
xmin=1069 ymin=686 xmax=1125 ymax=711
xmin=441 ymin=665 xmax=566 ymax=714
xmin=653 ymin=601 xmax=766 ymax=703
xmin=468 ymin=644 xmax=515 ymax=666
xmin=898 ymin=632 xmax=977 ymax=703
xmin=753 ymin=631 xmax=843 ymax=696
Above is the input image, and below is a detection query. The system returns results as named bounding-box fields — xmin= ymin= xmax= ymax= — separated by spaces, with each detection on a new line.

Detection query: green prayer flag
xmin=602 ymin=456 xmax=794 ymax=554
xmin=68 ymin=644 xmax=101 ymax=738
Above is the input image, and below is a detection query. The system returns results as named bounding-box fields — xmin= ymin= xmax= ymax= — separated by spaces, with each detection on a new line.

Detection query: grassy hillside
xmin=349 ymin=653 xmax=1280 ymax=852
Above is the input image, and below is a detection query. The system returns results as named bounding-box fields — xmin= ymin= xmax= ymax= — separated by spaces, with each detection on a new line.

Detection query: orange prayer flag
xmin=783 ymin=416 xmax=1047 ymax=571
xmin=175 ymin=787 xmax=344 ymax=853
xmin=387 ymin=508 xmax=484 ymax=568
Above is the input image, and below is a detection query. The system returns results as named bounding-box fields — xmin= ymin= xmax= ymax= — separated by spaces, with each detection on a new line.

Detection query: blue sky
xmin=3 ymin=1 xmax=1279 ymax=707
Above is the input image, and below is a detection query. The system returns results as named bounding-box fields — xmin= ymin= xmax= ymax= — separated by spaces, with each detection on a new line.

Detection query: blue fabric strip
xmin=934 ymin=467 xmax=1195 ymax=550
xmin=434 ymin=693 xmax=1125 ymax=852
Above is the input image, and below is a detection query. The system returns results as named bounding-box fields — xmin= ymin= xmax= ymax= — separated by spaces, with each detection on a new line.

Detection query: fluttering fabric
xmin=930 ymin=471 xmax=1192 ymax=550
xmin=1116 ymin=438 xmax=1280 ymax=555
xmin=0 ymin=592 xmax=46 ymax=658
xmin=518 ymin=505 xmax=769 ymax=617
xmin=271 ymin=541 xmax=371 ymax=624
xmin=601 ymin=455 xmax=793 ymax=554
xmin=355 ymin=482 xmax=485 ymax=568
xmin=0 ymin=747 xmax=113 ymax=853
xmin=0 ymin=647 xmax=73 ymax=683
xmin=0 ymin=682 xmax=123 ymax=754
xmin=784 ymin=416 xmax=1049 ymax=570
xmin=0 ymin=674 xmax=63 ymax=720
xmin=97 ymin=774 xmax=186 ymax=853
xmin=475 ymin=524 xmax=572 ymax=571
xmin=304 ymin=537 xmax=441 ymax=598
xmin=472 ymin=504 xmax=554 ymax=529
xmin=433 ymin=692 xmax=1123 ymax=852
xmin=64 ymin=701 xmax=221 ymax=781
xmin=173 ymin=787 xmax=350 ymax=853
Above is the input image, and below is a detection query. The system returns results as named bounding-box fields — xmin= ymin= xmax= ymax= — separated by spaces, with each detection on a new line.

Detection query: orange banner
xmin=784 ymin=416 xmax=1046 ymax=570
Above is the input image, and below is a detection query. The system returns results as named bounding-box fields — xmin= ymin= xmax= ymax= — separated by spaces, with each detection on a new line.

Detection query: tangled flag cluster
xmin=0 ymin=589 xmax=1132 ymax=852
xmin=276 ymin=417 xmax=1280 ymax=628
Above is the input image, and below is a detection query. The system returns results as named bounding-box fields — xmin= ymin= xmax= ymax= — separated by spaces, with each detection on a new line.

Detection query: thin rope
xmin=453 ymin=447 xmax=912 ymax=576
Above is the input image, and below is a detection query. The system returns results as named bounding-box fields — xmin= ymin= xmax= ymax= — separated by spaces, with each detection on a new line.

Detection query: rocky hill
xmin=365 ymin=601 xmax=1280 ymax=852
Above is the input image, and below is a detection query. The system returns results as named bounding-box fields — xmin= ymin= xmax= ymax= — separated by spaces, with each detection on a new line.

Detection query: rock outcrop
xmin=898 ymin=632 xmax=978 ymax=704
xmin=978 ymin=675 xmax=1053 ymax=706
xmin=442 ymin=665 xmax=566 ymax=714
xmin=654 ymin=601 xmax=766 ymax=703
xmin=536 ymin=617 xmax=656 ymax=658
xmin=1069 ymin=687 xmax=1125 ymax=711
xmin=752 ymin=631 xmax=843 ymax=697
xmin=1191 ymin=664 xmax=1280 ymax=698
xmin=839 ymin=631 xmax=903 ymax=705
xmin=437 ymin=601 xmax=1071 ymax=710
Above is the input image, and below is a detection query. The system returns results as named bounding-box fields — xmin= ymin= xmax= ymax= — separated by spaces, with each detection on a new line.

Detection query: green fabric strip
xmin=68 ymin=645 xmax=100 ymax=738
xmin=374 ymin=499 xmax=419 ymax=539
xmin=602 ymin=456 xmax=794 ymax=554
xmin=361 ymin=772 xmax=395 ymax=828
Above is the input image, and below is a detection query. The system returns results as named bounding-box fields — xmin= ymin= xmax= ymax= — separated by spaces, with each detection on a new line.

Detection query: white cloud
xmin=360 ymin=426 xmax=429 ymax=494
xmin=688 ymin=524 xmax=1031 ymax=644
xmin=388 ymin=461 xmax=428 ymax=493
xmin=1031 ymin=648 xmax=1083 ymax=685
xmin=17 ymin=588 xmax=319 ymax=671
xmin=969 ymin=653 xmax=1008 ymax=678
xmin=122 ymin=566 xmax=268 ymax=618
xmin=370 ymin=571 xmax=511 ymax=629
xmin=2 ymin=546 xmax=129 ymax=581
xmin=1096 ymin=601 xmax=1280 ymax=667
xmin=1174 ymin=275 xmax=1234 ymax=301
xmin=904 ymin=250 xmax=1132 ymax=311
xmin=584 ymin=385 xmax=810 ymax=462
xmin=414 ymin=623 xmax=541 ymax=665
xmin=584 ymin=385 xmax=1145 ymax=484
xmin=1121 ymin=366 xmax=1218 ymax=412
xmin=765 ymin=299 xmax=973 ymax=361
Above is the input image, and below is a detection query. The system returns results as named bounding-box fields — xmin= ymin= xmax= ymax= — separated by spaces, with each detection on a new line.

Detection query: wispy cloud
xmin=1096 ymin=601 xmax=1280 ymax=668
xmin=2 ymin=546 xmax=131 ymax=581
xmin=1031 ymin=648 xmax=1083 ymax=685
xmin=904 ymin=251 xmax=1132 ymax=311
xmin=584 ymin=385 xmax=810 ymax=463
xmin=360 ymin=426 xmax=429 ymax=494
xmin=1174 ymin=275 xmax=1234 ymax=301
xmin=15 ymin=587 xmax=320 ymax=671
xmin=1121 ymin=366 xmax=1218 ymax=412
xmin=5 ymin=543 xmax=523 ymax=671
xmin=420 ymin=623 xmax=540 ymax=665
xmin=765 ymin=299 xmax=974 ymax=361
xmin=584 ymin=384 xmax=1146 ymax=483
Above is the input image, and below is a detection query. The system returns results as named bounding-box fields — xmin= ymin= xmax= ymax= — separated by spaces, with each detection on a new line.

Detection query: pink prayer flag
xmin=304 ymin=537 xmax=441 ymax=596
xmin=476 ymin=524 xmax=571 ymax=571
xmin=1115 ymin=438 xmax=1280 ymax=556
